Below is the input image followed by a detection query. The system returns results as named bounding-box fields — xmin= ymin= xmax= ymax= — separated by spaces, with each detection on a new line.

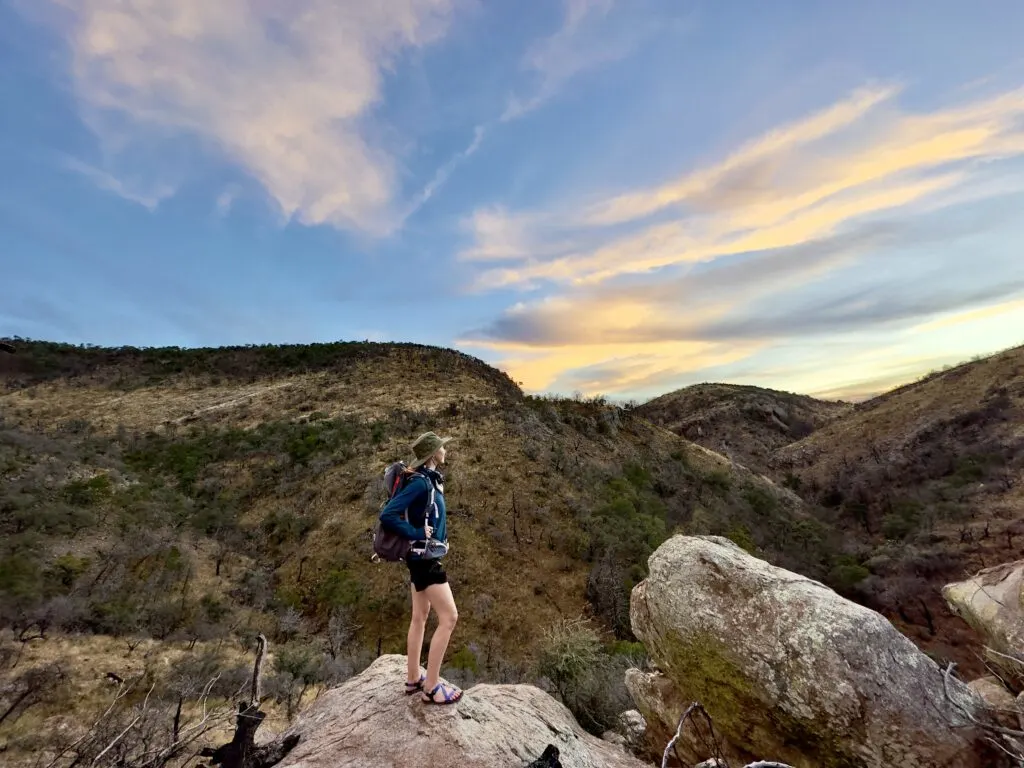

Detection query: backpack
xmin=371 ymin=462 xmax=435 ymax=563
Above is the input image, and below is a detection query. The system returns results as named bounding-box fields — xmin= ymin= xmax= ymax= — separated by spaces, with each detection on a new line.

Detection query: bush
xmin=536 ymin=617 xmax=639 ymax=735
xmin=537 ymin=617 xmax=602 ymax=698
xmin=828 ymin=562 xmax=871 ymax=593
xmin=725 ymin=524 xmax=756 ymax=554
xmin=61 ymin=474 xmax=113 ymax=506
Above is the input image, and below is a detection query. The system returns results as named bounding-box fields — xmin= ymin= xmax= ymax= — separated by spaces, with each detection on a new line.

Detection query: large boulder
xmin=630 ymin=535 xmax=997 ymax=768
xmin=275 ymin=654 xmax=650 ymax=768
xmin=943 ymin=559 xmax=1024 ymax=677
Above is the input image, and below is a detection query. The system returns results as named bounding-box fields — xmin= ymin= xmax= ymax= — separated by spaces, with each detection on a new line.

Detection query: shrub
xmin=448 ymin=646 xmax=480 ymax=674
xmin=62 ymin=474 xmax=113 ymax=506
xmin=828 ymin=562 xmax=871 ymax=593
xmin=536 ymin=617 xmax=639 ymax=735
xmin=725 ymin=524 xmax=757 ymax=554
xmin=537 ymin=617 xmax=602 ymax=699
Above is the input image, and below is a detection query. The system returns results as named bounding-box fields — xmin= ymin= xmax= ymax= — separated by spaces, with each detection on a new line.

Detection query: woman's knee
xmin=439 ymin=607 xmax=458 ymax=629
xmin=411 ymin=609 xmax=429 ymax=627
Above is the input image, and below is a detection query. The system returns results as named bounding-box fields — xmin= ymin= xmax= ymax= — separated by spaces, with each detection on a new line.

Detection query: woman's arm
xmin=379 ymin=476 xmax=428 ymax=540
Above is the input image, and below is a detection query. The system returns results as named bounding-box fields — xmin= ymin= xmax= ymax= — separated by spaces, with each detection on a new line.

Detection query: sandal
xmin=422 ymin=681 xmax=463 ymax=706
xmin=404 ymin=673 xmax=426 ymax=695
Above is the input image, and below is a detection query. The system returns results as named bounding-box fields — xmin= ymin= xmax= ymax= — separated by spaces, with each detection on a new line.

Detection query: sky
xmin=2 ymin=1 xmax=1024 ymax=402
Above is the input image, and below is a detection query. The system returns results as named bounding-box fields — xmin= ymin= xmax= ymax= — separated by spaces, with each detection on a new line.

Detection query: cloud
xmin=693 ymin=278 xmax=1024 ymax=343
xmin=404 ymin=124 xmax=485 ymax=219
xmin=214 ymin=186 xmax=238 ymax=218
xmin=457 ymin=82 xmax=1024 ymax=397
xmin=463 ymin=85 xmax=1024 ymax=289
xmin=63 ymin=157 xmax=175 ymax=210
xmin=47 ymin=0 xmax=458 ymax=234
xmin=502 ymin=0 xmax=636 ymax=122
xmin=911 ymin=297 xmax=1024 ymax=334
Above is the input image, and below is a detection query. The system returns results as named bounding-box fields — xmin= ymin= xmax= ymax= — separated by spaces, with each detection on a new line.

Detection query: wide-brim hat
xmin=409 ymin=431 xmax=454 ymax=468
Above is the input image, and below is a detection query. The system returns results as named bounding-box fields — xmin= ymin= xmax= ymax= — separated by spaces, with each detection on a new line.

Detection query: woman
xmin=379 ymin=431 xmax=463 ymax=705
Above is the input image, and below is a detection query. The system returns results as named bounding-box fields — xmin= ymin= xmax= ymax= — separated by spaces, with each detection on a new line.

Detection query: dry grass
xmin=1 ymin=353 xmax=506 ymax=436
xmin=0 ymin=631 xmax=300 ymax=766
xmin=2 ymin=337 xmax=950 ymax=761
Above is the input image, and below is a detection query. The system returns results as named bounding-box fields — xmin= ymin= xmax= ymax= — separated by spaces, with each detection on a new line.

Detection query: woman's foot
xmin=404 ymin=672 xmax=426 ymax=695
xmin=421 ymin=681 xmax=463 ymax=705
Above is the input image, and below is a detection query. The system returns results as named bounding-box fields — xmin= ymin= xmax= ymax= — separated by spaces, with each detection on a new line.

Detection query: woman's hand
xmin=424 ymin=524 xmax=434 ymax=540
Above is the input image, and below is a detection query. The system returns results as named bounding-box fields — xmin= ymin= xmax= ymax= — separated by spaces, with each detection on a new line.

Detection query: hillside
xmin=0 ymin=339 xmax=823 ymax=764
xmin=773 ymin=344 xmax=1024 ymax=663
xmin=637 ymin=383 xmax=851 ymax=475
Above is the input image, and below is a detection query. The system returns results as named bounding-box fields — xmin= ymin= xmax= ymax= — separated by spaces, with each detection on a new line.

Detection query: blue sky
xmin=3 ymin=0 xmax=1024 ymax=401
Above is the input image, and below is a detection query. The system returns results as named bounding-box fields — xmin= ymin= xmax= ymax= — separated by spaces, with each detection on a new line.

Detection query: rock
xmin=694 ymin=760 xmax=727 ymax=768
xmin=943 ymin=559 xmax=1024 ymax=677
xmin=1018 ymin=691 xmax=1024 ymax=731
xmin=967 ymin=676 xmax=1019 ymax=730
xmin=624 ymin=668 xmax=747 ymax=766
xmin=275 ymin=654 xmax=649 ymax=768
xmin=630 ymin=535 xmax=996 ymax=768
xmin=614 ymin=709 xmax=646 ymax=749
xmin=601 ymin=731 xmax=626 ymax=747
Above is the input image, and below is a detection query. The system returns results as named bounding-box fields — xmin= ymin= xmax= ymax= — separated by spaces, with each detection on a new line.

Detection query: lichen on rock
xmin=629 ymin=535 xmax=997 ymax=768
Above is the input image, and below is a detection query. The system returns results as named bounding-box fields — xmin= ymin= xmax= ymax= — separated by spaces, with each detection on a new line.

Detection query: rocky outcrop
xmin=943 ymin=559 xmax=1024 ymax=677
xmin=274 ymin=654 xmax=649 ymax=768
xmin=629 ymin=535 xmax=997 ymax=768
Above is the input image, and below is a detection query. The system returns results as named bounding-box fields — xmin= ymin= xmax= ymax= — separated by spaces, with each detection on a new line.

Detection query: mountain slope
xmin=0 ymin=339 xmax=826 ymax=763
xmin=772 ymin=343 xmax=1024 ymax=663
xmin=637 ymin=383 xmax=851 ymax=475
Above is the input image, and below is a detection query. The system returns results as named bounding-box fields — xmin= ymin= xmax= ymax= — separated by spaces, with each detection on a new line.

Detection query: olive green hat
xmin=409 ymin=431 xmax=453 ymax=468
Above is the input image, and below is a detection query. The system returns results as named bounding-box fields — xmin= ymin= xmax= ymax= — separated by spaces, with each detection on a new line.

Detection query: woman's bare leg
xmin=407 ymin=585 xmax=431 ymax=683
xmin=422 ymin=582 xmax=460 ymax=700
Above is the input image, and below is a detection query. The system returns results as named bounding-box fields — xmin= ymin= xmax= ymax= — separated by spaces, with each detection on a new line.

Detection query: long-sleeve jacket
xmin=379 ymin=469 xmax=447 ymax=551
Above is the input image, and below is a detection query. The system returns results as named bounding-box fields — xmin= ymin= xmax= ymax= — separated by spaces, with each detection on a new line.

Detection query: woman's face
xmin=433 ymin=445 xmax=447 ymax=466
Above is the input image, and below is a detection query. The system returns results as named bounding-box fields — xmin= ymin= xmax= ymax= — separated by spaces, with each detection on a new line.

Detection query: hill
xmin=773 ymin=344 xmax=1024 ymax=662
xmin=636 ymin=383 xmax=851 ymax=475
xmin=0 ymin=339 xmax=822 ymax=764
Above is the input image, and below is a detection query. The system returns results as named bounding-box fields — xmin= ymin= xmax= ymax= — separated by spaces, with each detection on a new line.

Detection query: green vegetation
xmin=537 ymin=617 xmax=642 ymax=734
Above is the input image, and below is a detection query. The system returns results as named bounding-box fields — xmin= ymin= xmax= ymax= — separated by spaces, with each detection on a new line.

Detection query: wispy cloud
xmin=502 ymin=0 xmax=637 ymax=122
xmin=46 ymin=0 xmax=459 ymax=235
xmin=404 ymin=124 xmax=485 ymax=219
xmin=214 ymin=186 xmax=238 ymax=218
xmin=459 ymin=83 xmax=1024 ymax=396
xmin=464 ymin=85 xmax=1024 ymax=289
xmin=63 ymin=157 xmax=175 ymax=210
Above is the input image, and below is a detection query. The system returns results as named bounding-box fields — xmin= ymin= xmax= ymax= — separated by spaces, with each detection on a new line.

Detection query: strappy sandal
xmin=422 ymin=681 xmax=463 ymax=706
xmin=404 ymin=673 xmax=426 ymax=695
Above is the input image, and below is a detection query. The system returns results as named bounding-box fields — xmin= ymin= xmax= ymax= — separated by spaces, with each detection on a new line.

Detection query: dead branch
xmin=662 ymin=702 xmax=796 ymax=768
xmin=200 ymin=634 xmax=300 ymax=768
xmin=250 ymin=634 xmax=267 ymax=708
xmin=90 ymin=683 xmax=155 ymax=765
xmin=942 ymin=661 xmax=1024 ymax=762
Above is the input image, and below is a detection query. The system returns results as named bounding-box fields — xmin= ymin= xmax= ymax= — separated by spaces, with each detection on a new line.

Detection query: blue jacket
xmin=379 ymin=468 xmax=447 ymax=547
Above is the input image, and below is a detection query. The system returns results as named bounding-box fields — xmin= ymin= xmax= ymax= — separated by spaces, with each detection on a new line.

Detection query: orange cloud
xmin=911 ymin=297 xmax=1024 ymax=333
xmin=464 ymin=85 xmax=1024 ymax=290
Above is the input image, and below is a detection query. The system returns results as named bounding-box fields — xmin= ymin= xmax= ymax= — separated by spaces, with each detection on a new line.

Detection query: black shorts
xmin=407 ymin=558 xmax=447 ymax=592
